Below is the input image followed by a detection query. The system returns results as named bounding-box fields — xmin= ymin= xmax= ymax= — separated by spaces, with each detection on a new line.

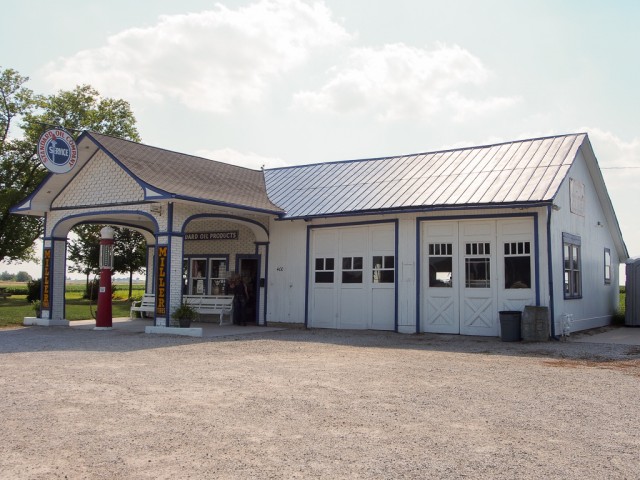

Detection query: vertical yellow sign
xmin=42 ymin=248 xmax=51 ymax=308
xmin=156 ymin=246 xmax=167 ymax=316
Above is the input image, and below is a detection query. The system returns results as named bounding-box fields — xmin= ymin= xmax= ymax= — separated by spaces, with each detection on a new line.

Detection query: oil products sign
xmin=184 ymin=231 xmax=238 ymax=241
xmin=37 ymin=129 xmax=78 ymax=174
xmin=42 ymin=248 xmax=51 ymax=309
xmin=155 ymin=246 xmax=168 ymax=316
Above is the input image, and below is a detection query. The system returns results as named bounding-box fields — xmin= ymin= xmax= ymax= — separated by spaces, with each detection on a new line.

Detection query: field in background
xmin=0 ymin=280 xmax=147 ymax=328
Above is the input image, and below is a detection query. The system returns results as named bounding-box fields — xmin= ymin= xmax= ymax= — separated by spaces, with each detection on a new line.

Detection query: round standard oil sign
xmin=37 ymin=129 xmax=78 ymax=174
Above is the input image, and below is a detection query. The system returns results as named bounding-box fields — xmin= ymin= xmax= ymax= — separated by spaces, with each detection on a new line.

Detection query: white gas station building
xmin=13 ymin=131 xmax=627 ymax=337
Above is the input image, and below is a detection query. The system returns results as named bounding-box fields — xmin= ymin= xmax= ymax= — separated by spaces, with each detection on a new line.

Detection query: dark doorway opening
xmin=238 ymin=257 xmax=259 ymax=325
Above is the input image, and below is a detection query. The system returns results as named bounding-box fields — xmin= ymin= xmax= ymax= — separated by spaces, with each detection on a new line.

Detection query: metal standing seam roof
xmin=263 ymin=133 xmax=586 ymax=219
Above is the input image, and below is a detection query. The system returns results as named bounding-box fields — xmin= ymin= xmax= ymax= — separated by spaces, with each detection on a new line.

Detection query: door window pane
xmin=504 ymin=241 xmax=531 ymax=289
xmin=190 ymin=258 xmax=206 ymax=294
xmin=209 ymin=258 xmax=227 ymax=294
xmin=315 ymin=257 xmax=334 ymax=283
xmin=342 ymin=256 xmax=363 ymax=283
xmin=465 ymin=243 xmax=490 ymax=288
xmin=373 ymin=255 xmax=395 ymax=283
xmin=465 ymin=258 xmax=490 ymax=288
xmin=428 ymin=243 xmax=452 ymax=287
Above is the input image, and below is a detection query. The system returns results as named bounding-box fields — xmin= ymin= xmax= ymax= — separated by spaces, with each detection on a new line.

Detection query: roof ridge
xmin=265 ymin=132 xmax=587 ymax=172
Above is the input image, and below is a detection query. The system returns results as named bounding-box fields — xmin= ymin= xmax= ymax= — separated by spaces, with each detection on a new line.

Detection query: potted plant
xmin=172 ymin=302 xmax=198 ymax=328
xmin=32 ymin=300 xmax=42 ymax=318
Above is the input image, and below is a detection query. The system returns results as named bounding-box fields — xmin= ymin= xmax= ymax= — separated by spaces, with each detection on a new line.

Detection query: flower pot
xmin=178 ymin=318 xmax=192 ymax=328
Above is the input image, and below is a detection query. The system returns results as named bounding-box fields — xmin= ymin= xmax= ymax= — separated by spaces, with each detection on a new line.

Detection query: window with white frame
xmin=190 ymin=258 xmax=206 ymax=295
xmin=604 ymin=248 xmax=612 ymax=285
xmin=563 ymin=233 xmax=582 ymax=299
xmin=504 ymin=241 xmax=531 ymax=289
xmin=465 ymin=242 xmax=490 ymax=288
xmin=342 ymin=256 xmax=363 ymax=284
xmin=428 ymin=243 xmax=453 ymax=288
xmin=315 ymin=257 xmax=335 ymax=283
xmin=372 ymin=255 xmax=394 ymax=283
xmin=209 ymin=258 xmax=227 ymax=294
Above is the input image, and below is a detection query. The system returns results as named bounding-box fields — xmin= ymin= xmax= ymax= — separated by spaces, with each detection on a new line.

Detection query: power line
xmin=601 ymin=166 xmax=640 ymax=170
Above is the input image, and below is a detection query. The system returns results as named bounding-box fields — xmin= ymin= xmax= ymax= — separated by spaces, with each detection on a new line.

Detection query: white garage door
xmin=309 ymin=224 xmax=396 ymax=330
xmin=422 ymin=218 xmax=536 ymax=336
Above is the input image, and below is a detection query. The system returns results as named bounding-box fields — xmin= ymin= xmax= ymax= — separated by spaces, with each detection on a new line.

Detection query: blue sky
xmin=2 ymin=0 xmax=639 ymax=277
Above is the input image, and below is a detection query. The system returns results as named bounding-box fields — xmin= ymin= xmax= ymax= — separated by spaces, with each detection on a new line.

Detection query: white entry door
xmin=459 ymin=221 xmax=498 ymax=336
xmin=423 ymin=222 xmax=459 ymax=333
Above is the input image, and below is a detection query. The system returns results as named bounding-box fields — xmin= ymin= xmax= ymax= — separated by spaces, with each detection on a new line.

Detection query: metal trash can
xmin=499 ymin=311 xmax=521 ymax=342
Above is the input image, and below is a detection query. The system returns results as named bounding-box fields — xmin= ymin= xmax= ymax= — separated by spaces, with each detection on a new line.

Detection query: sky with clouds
xmin=2 ymin=0 xmax=640 ymax=277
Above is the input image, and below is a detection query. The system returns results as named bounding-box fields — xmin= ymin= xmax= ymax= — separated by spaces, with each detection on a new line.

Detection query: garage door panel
xmin=371 ymin=225 xmax=394 ymax=250
xmin=341 ymin=227 xmax=368 ymax=253
xmin=311 ymin=288 xmax=337 ymax=328
xmin=310 ymin=224 xmax=396 ymax=331
xmin=371 ymin=287 xmax=395 ymax=330
xmin=314 ymin=230 xmax=338 ymax=255
xmin=461 ymin=295 xmax=495 ymax=334
xmin=425 ymin=294 xmax=458 ymax=333
xmin=339 ymin=289 xmax=368 ymax=329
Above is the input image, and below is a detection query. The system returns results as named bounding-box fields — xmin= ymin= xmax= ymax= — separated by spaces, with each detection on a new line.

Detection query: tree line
xmin=0 ymin=271 xmax=32 ymax=282
xmin=0 ymin=67 xmax=146 ymax=298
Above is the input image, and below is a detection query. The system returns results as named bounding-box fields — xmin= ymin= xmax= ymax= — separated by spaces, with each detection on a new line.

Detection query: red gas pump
xmin=95 ymin=226 xmax=114 ymax=330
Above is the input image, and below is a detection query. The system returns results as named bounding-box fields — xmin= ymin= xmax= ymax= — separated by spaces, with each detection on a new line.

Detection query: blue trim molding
xmin=181 ymin=213 xmax=269 ymax=237
xmin=50 ymin=209 xmax=159 ymax=238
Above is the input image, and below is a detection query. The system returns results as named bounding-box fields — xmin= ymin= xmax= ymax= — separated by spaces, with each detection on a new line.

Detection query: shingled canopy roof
xmin=87 ymin=132 xmax=283 ymax=214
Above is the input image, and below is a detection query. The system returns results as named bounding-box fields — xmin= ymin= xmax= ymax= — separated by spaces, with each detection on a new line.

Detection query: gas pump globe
xmin=95 ymin=226 xmax=115 ymax=330
xmin=100 ymin=233 xmax=114 ymax=271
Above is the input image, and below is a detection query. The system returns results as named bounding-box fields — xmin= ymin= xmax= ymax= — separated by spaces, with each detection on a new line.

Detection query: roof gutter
xmin=171 ymin=194 xmax=284 ymax=216
xmin=276 ymin=200 xmax=554 ymax=221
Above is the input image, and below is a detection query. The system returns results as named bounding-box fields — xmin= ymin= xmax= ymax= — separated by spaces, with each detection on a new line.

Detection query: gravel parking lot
xmin=1 ymin=325 xmax=639 ymax=479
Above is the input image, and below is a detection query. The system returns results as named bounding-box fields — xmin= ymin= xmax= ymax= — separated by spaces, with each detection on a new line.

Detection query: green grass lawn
xmin=0 ymin=283 xmax=146 ymax=328
xmin=0 ymin=295 xmax=136 ymax=328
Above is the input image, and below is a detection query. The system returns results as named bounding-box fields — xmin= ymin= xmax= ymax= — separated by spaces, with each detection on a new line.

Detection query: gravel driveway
xmin=1 ymin=325 xmax=639 ymax=479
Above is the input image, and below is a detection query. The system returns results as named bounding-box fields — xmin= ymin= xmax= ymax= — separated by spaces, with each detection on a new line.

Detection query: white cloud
xmin=584 ymin=128 xmax=640 ymax=257
xmin=585 ymin=128 xmax=640 ymax=167
xmin=43 ymin=0 xmax=350 ymax=112
xmin=195 ymin=147 xmax=289 ymax=170
xmin=293 ymin=42 xmax=519 ymax=121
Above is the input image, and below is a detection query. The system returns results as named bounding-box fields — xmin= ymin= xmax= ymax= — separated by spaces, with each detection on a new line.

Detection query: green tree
xmin=0 ymin=271 xmax=15 ymax=281
xmin=67 ymin=225 xmax=146 ymax=299
xmin=15 ymin=271 xmax=31 ymax=282
xmin=67 ymin=225 xmax=102 ymax=290
xmin=0 ymin=67 xmax=141 ymax=264
xmin=113 ymin=228 xmax=147 ymax=299
xmin=0 ymin=69 xmax=42 ymax=263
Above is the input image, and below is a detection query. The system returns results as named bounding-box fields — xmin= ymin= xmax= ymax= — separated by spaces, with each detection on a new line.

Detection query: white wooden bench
xmin=183 ymin=295 xmax=234 ymax=326
xmin=130 ymin=293 xmax=155 ymax=319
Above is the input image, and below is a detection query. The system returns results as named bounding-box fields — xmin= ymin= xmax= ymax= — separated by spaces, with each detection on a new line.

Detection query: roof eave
xmin=172 ymin=194 xmax=285 ymax=216
xmin=277 ymin=201 xmax=553 ymax=221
